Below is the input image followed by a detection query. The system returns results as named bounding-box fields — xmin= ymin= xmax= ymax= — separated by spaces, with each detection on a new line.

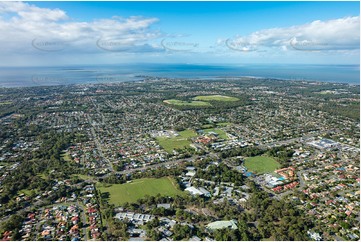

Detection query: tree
xmin=173 ymin=224 xmax=192 ymax=240
xmin=1 ymin=214 xmax=24 ymax=234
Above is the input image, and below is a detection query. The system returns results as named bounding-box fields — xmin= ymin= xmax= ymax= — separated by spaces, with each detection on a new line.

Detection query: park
xmin=156 ymin=129 xmax=198 ymax=153
xmin=244 ymin=156 xmax=281 ymax=174
xmin=163 ymin=99 xmax=211 ymax=107
xmin=96 ymin=177 xmax=183 ymax=205
xmin=193 ymin=95 xmax=239 ymax=102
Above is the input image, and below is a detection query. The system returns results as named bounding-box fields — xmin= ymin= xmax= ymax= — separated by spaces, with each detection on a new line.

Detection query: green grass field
xmin=60 ymin=151 xmax=72 ymax=162
xmin=18 ymin=189 xmax=34 ymax=196
xmin=201 ymin=124 xmax=214 ymax=129
xmin=72 ymin=174 xmax=95 ymax=181
xmin=0 ymin=101 xmax=12 ymax=105
xmin=193 ymin=95 xmax=239 ymax=102
xmin=97 ymin=177 xmax=183 ymax=205
xmin=179 ymin=129 xmax=198 ymax=138
xmin=37 ymin=173 xmax=48 ymax=180
xmin=244 ymin=156 xmax=281 ymax=174
xmin=156 ymin=129 xmax=197 ymax=153
xmin=216 ymin=122 xmax=231 ymax=127
xmin=163 ymin=99 xmax=211 ymax=107
xmin=261 ymin=237 xmax=275 ymax=241
xmin=203 ymin=128 xmax=228 ymax=139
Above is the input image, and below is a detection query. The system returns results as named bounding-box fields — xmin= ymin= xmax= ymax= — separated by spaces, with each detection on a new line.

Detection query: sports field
xmin=203 ymin=128 xmax=228 ymax=139
xmin=97 ymin=177 xmax=183 ymax=205
xmin=244 ymin=156 xmax=281 ymax=174
xmin=163 ymin=99 xmax=211 ymax=107
xmin=193 ymin=95 xmax=239 ymax=102
xmin=156 ymin=129 xmax=197 ymax=153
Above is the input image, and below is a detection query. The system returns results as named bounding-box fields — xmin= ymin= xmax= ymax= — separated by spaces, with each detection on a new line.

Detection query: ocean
xmin=0 ymin=64 xmax=359 ymax=88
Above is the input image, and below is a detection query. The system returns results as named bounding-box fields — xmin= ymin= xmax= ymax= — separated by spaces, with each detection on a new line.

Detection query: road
xmin=86 ymin=114 xmax=114 ymax=172
xmin=0 ymin=199 xmax=44 ymax=224
xmin=89 ymin=97 xmax=106 ymax=127
xmin=257 ymin=133 xmax=317 ymax=149
xmin=100 ymin=156 xmax=196 ymax=178
xmin=100 ymin=131 xmax=322 ymax=179
xmin=333 ymin=235 xmax=346 ymax=241
xmin=296 ymin=171 xmax=306 ymax=189
xmin=76 ymin=200 xmax=89 ymax=241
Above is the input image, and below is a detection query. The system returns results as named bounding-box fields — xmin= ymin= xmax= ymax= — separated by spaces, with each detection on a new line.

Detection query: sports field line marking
xmin=167 ymin=177 xmax=177 ymax=189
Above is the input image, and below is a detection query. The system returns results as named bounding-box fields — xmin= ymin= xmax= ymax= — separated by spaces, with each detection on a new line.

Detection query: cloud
xmin=0 ymin=2 xmax=359 ymax=66
xmin=0 ymin=1 xmax=68 ymax=22
xmin=0 ymin=2 xmax=31 ymax=13
xmin=224 ymin=16 xmax=360 ymax=52
xmin=0 ymin=1 xmax=162 ymax=54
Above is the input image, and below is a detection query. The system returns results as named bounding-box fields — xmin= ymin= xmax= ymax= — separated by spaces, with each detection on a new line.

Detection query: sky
xmin=0 ymin=1 xmax=359 ymax=66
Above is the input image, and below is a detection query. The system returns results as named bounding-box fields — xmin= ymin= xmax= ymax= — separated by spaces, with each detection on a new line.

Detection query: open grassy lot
xmin=203 ymin=128 xmax=228 ymax=139
xmin=156 ymin=129 xmax=197 ymax=153
xmin=216 ymin=122 xmax=231 ymax=127
xmin=72 ymin=174 xmax=95 ymax=181
xmin=0 ymin=101 xmax=12 ymax=105
xmin=60 ymin=151 xmax=72 ymax=162
xmin=261 ymin=237 xmax=276 ymax=241
xmin=244 ymin=156 xmax=281 ymax=174
xmin=178 ymin=130 xmax=197 ymax=138
xmin=163 ymin=99 xmax=211 ymax=107
xmin=193 ymin=95 xmax=239 ymax=102
xmin=37 ymin=173 xmax=48 ymax=180
xmin=97 ymin=177 xmax=183 ymax=205
xmin=18 ymin=189 xmax=34 ymax=196
xmin=201 ymin=124 xmax=214 ymax=129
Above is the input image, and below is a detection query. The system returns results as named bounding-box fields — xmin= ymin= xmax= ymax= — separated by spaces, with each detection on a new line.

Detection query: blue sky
xmin=0 ymin=1 xmax=359 ymax=66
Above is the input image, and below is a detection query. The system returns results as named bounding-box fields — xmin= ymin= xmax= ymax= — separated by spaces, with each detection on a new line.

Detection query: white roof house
xmin=185 ymin=186 xmax=211 ymax=197
xmin=206 ymin=220 xmax=238 ymax=230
